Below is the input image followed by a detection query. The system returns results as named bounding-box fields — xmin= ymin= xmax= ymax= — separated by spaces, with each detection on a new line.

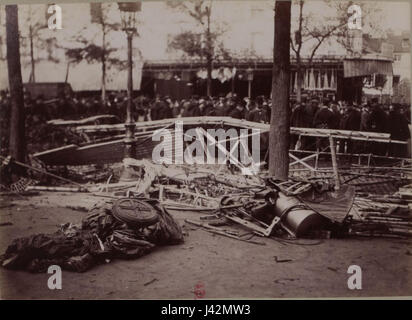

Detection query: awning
xmin=343 ymin=59 xmax=393 ymax=78
xmin=362 ymin=87 xmax=383 ymax=95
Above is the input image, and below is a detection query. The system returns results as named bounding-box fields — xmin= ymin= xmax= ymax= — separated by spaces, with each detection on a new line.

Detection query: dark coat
xmin=228 ymin=107 xmax=245 ymax=119
xmin=387 ymin=110 xmax=410 ymax=140
xmin=291 ymin=105 xmax=307 ymax=127
xmin=214 ymin=103 xmax=227 ymax=117
xmin=313 ymin=107 xmax=334 ymax=129
xmin=248 ymin=108 xmax=268 ymax=123
xmin=150 ymin=101 xmax=166 ymax=120
xmin=368 ymin=106 xmax=388 ymax=133
xmin=341 ymin=108 xmax=361 ymax=131
xmin=182 ymin=102 xmax=201 ymax=117
xmin=304 ymin=104 xmax=318 ymax=128
xmin=201 ymin=104 xmax=215 ymax=116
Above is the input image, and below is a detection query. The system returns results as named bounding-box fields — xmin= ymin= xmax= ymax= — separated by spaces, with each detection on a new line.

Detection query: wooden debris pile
xmin=351 ymin=187 xmax=412 ymax=238
xmin=2 ymin=151 xmax=412 ymax=241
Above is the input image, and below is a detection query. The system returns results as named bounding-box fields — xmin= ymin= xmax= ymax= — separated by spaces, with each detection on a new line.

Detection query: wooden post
xmin=6 ymin=5 xmax=26 ymax=163
xmin=65 ymin=61 xmax=70 ymax=83
xmin=328 ymin=135 xmax=340 ymax=190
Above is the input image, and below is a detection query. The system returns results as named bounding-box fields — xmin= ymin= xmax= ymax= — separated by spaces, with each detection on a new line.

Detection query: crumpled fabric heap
xmin=0 ymin=199 xmax=183 ymax=273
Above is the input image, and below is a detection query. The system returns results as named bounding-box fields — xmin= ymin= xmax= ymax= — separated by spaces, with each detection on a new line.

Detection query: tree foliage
xmin=65 ymin=42 xmax=126 ymax=69
xmin=65 ymin=5 xmax=123 ymax=67
xmin=64 ymin=3 xmax=125 ymax=100
xmin=166 ymin=0 xmax=232 ymax=95
xmin=166 ymin=0 xmax=231 ymax=61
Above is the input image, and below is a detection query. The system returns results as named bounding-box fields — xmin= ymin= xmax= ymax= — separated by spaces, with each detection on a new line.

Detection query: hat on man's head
xmin=256 ymin=96 xmax=264 ymax=105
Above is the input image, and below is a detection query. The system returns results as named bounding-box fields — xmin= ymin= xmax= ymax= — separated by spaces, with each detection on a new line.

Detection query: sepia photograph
xmin=0 ymin=0 xmax=411 ymax=301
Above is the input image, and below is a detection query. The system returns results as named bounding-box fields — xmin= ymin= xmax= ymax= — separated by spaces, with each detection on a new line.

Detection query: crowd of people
xmin=290 ymin=97 xmax=411 ymax=157
xmin=0 ymin=89 xmax=411 ymax=157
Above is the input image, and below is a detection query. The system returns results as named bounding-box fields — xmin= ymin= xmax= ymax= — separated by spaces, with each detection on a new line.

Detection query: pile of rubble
xmin=1 ymin=154 xmax=412 ymax=273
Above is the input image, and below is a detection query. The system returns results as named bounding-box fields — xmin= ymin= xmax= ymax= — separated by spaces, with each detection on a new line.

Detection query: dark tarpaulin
xmin=0 ymin=200 xmax=183 ymax=273
xmin=343 ymin=59 xmax=393 ymax=78
xmin=298 ymin=185 xmax=356 ymax=224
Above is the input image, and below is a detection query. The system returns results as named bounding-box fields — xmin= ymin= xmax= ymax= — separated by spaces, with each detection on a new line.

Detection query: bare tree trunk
xmin=29 ymin=25 xmax=36 ymax=82
xmin=101 ymin=23 xmax=107 ymax=102
xmin=206 ymin=6 xmax=212 ymax=97
xmin=206 ymin=54 xmax=212 ymax=97
xmin=293 ymin=0 xmax=304 ymax=103
xmin=6 ymin=5 xmax=26 ymax=162
xmin=29 ymin=24 xmax=35 ymax=83
xmin=269 ymin=0 xmax=291 ymax=179
xmin=102 ymin=57 xmax=106 ymax=101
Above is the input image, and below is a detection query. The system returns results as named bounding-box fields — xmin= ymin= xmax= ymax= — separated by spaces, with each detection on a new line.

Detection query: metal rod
xmin=0 ymin=155 xmax=86 ymax=189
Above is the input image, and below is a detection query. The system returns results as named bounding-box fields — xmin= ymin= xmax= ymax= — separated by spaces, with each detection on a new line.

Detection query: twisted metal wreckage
xmin=1 ymin=117 xmax=411 ymax=272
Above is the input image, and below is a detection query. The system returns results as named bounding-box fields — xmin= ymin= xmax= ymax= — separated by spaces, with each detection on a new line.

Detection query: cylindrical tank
xmin=274 ymin=192 xmax=326 ymax=237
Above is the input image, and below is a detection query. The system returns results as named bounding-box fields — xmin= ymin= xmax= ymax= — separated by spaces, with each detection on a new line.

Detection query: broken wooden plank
xmin=185 ymin=219 xmax=266 ymax=245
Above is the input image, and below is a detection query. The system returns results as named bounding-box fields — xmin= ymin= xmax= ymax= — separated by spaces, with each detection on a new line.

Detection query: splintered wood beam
xmin=289 ymin=152 xmax=316 ymax=171
xmin=72 ymin=116 xmax=406 ymax=144
xmin=329 ymin=135 xmax=341 ymax=191
xmin=289 ymin=152 xmax=317 ymax=167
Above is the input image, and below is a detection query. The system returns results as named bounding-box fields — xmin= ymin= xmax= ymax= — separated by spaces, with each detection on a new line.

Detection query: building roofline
xmin=142 ymin=54 xmax=392 ymax=72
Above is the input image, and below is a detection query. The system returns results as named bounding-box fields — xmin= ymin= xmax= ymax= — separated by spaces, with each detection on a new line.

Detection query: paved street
xmin=1 ymin=193 xmax=411 ymax=299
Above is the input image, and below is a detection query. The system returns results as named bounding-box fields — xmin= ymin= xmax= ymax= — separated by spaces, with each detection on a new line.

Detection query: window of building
xmin=394 ymin=54 xmax=402 ymax=61
xmin=401 ymin=39 xmax=410 ymax=49
xmin=393 ymin=75 xmax=400 ymax=86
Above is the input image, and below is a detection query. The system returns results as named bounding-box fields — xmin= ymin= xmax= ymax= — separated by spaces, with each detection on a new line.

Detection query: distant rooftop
xmin=363 ymin=31 xmax=410 ymax=54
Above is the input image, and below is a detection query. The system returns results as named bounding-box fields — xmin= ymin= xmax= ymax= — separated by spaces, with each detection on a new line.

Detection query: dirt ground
xmin=0 ymin=192 xmax=411 ymax=299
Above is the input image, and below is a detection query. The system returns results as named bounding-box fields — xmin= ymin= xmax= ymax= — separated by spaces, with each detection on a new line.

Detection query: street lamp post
xmin=118 ymin=2 xmax=141 ymax=181
xmin=246 ymin=67 xmax=254 ymax=99
xmin=124 ymin=29 xmax=134 ymax=159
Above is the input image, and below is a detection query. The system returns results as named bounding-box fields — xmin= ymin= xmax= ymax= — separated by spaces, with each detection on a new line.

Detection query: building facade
xmin=0 ymin=1 xmax=406 ymax=104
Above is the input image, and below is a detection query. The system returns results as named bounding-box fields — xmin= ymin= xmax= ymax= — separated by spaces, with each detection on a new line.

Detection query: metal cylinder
xmin=274 ymin=192 xmax=326 ymax=237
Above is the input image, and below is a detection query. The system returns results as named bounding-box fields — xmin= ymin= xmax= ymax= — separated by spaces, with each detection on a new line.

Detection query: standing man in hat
xmin=367 ymin=97 xmax=388 ymax=155
xmin=313 ymin=99 xmax=334 ymax=152
xmin=387 ymin=104 xmax=410 ymax=157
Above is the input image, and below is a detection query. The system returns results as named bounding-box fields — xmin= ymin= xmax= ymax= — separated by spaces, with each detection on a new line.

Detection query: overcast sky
xmin=379 ymin=1 xmax=410 ymax=32
xmin=0 ymin=0 xmax=410 ymax=90
xmin=298 ymin=0 xmax=410 ymax=34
